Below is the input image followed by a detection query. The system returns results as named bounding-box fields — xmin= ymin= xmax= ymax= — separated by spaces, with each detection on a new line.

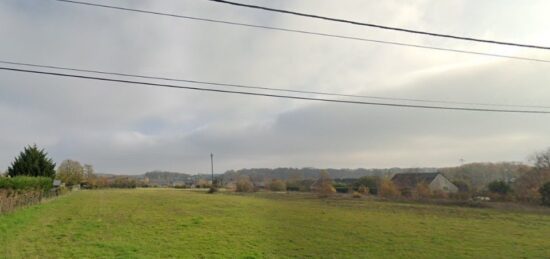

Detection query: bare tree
xmin=312 ymin=171 xmax=335 ymax=197
xmin=514 ymin=169 xmax=550 ymax=202
xmin=513 ymin=148 xmax=550 ymax=202
xmin=83 ymin=164 xmax=95 ymax=180
xmin=531 ymin=148 xmax=550 ymax=170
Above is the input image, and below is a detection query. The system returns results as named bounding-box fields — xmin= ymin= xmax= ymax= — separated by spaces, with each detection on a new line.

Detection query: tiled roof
xmin=391 ymin=172 xmax=439 ymax=188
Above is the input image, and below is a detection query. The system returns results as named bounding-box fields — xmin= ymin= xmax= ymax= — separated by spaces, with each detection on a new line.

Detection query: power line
xmin=2 ymin=59 xmax=549 ymax=110
xmin=1 ymin=66 xmax=549 ymax=114
xmin=209 ymin=0 xmax=550 ymax=50
xmin=53 ymin=0 xmax=550 ymax=64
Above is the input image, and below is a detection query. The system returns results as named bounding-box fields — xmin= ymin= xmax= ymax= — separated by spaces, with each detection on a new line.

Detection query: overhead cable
xmin=209 ymin=0 xmax=550 ymax=50
xmin=2 ymin=59 xmax=549 ymax=109
xmin=53 ymin=0 xmax=550 ymax=64
xmin=1 ymin=66 xmax=549 ymax=114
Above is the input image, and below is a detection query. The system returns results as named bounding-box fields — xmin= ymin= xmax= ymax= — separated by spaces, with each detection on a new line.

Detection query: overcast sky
xmin=1 ymin=0 xmax=550 ymax=174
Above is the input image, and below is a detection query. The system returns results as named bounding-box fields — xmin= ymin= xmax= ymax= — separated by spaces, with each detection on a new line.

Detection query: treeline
xmin=144 ymin=171 xmax=191 ymax=181
xmin=85 ymin=176 xmax=145 ymax=189
xmin=143 ymin=171 xmax=193 ymax=186
xmin=229 ymin=173 xmax=381 ymax=198
xmin=229 ymin=171 xmax=550 ymax=206
xmin=223 ymin=167 xmax=409 ymax=182
xmin=441 ymin=162 xmax=528 ymax=191
xmin=230 ymin=174 xmax=397 ymax=197
xmin=223 ymin=163 xmax=534 ymax=194
xmin=55 ymin=159 xmax=146 ymax=189
xmin=224 ymin=148 xmax=550 ymax=207
xmin=437 ymin=152 xmax=550 ymax=205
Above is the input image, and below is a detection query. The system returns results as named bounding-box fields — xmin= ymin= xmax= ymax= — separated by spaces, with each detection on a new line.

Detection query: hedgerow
xmin=0 ymin=176 xmax=53 ymax=191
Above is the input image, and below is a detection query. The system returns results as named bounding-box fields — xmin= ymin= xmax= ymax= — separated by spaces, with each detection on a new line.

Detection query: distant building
xmin=52 ymin=180 xmax=63 ymax=188
xmin=391 ymin=172 xmax=458 ymax=194
xmin=172 ymin=181 xmax=188 ymax=187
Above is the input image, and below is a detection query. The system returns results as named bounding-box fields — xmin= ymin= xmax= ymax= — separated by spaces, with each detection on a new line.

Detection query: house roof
xmin=391 ymin=172 xmax=440 ymax=189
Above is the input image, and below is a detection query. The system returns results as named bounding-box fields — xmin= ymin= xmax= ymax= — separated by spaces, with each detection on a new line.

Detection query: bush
xmin=88 ymin=177 xmax=109 ymax=189
xmin=0 ymin=176 xmax=52 ymax=191
xmin=488 ymin=181 xmax=511 ymax=195
xmin=208 ymin=186 xmax=218 ymax=194
xmin=352 ymin=191 xmax=362 ymax=198
xmin=195 ymin=179 xmax=210 ymax=188
xmin=450 ymin=180 xmax=472 ymax=199
xmin=333 ymin=183 xmax=349 ymax=193
xmin=286 ymin=179 xmax=315 ymax=192
xmin=514 ymin=169 xmax=550 ymax=202
xmin=112 ymin=177 xmax=137 ymax=188
xmin=312 ymin=172 xmax=336 ymax=197
xmin=85 ymin=176 xmax=150 ymax=189
xmin=268 ymin=179 xmax=286 ymax=192
xmin=353 ymin=176 xmax=379 ymax=195
xmin=378 ymin=179 xmax=400 ymax=198
xmin=540 ymin=182 xmax=550 ymax=206
xmin=236 ymin=178 xmax=254 ymax=192
xmin=286 ymin=186 xmax=300 ymax=192
xmin=57 ymin=186 xmax=69 ymax=195
xmin=357 ymin=185 xmax=369 ymax=195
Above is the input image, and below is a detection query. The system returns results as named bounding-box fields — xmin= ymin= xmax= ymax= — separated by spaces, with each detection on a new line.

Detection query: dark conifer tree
xmin=7 ymin=145 xmax=56 ymax=178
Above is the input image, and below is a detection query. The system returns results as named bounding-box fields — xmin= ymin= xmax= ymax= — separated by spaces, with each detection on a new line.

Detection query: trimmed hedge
xmin=0 ymin=176 xmax=53 ymax=191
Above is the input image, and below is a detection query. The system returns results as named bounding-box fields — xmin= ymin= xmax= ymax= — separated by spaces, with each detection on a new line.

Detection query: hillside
xmin=222 ymin=167 xmax=434 ymax=181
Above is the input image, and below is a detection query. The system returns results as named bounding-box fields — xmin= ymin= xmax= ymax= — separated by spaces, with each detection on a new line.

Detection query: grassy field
xmin=1 ymin=189 xmax=549 ymax=258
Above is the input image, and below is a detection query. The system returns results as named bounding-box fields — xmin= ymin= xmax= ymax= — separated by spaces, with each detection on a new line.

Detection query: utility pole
xmin=210 ymin=153 xmax=214 ymax=186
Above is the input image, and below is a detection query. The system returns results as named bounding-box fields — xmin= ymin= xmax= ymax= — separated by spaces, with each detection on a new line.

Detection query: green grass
xmin=1 ymin=189 xmax=549 ymax=258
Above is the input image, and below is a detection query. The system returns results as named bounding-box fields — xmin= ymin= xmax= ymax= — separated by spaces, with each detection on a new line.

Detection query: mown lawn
xmin=0 ymin=189 xmax=549 ymax=258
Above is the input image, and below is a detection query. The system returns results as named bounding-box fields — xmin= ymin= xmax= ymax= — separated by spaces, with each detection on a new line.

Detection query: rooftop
xmin=391 ymin=172 xmax=440 ymax=188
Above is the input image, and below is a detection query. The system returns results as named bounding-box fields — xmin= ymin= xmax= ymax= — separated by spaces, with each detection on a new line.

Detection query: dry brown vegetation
xmin=268 ymin=179 xmax=286 ymax=192
xmin=378 ymin=179 xmax=400 ymax=198
xmin=236 ymin=177 xmax=254 ymax=192
xmin=311 ymin=172 xmax=336 ymax=197
xmin=0 ymin=188 xmax=61 ymax=214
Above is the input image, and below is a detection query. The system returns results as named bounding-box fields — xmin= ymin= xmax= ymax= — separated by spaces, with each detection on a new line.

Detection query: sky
xmin=1 ymin=0 xmax=550 ymax=174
